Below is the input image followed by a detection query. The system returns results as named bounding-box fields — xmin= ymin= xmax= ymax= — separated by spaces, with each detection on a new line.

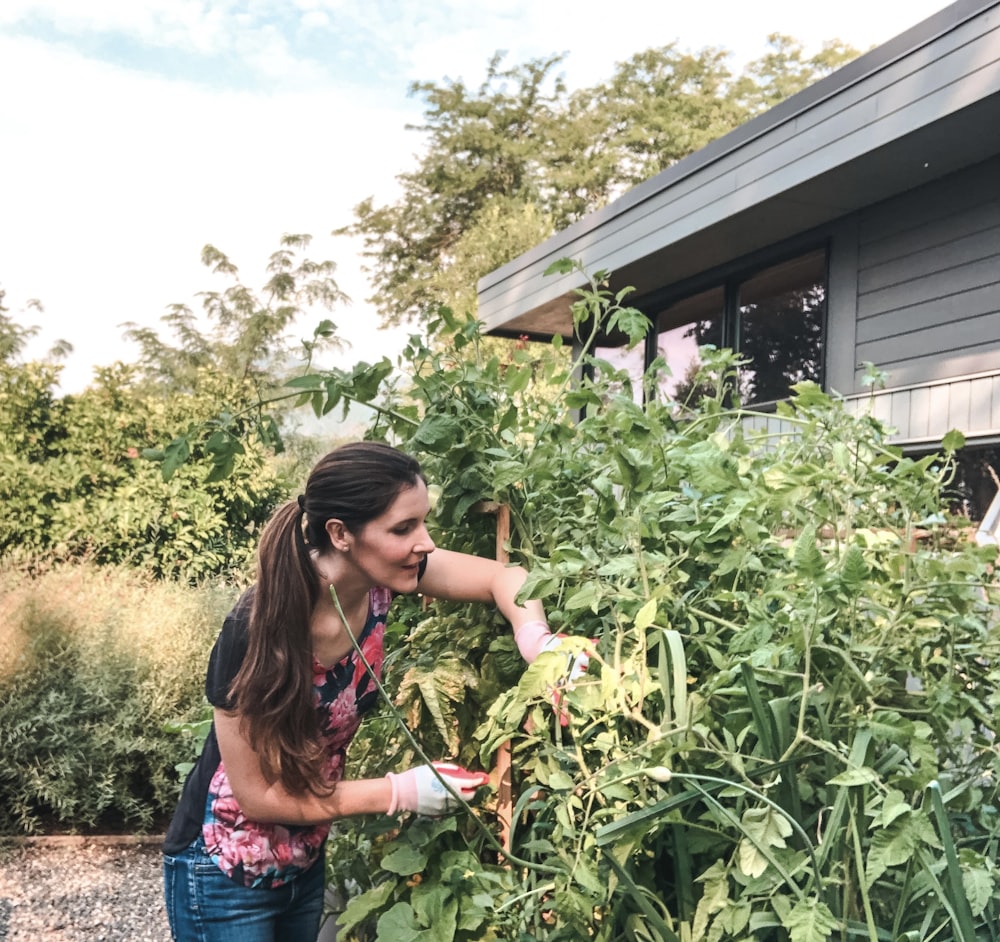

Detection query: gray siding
xmin=740 ymin=370 xmax=1000 ymax=448
xmin=854 ymin=157 xmax=1000 ymax=390
xmin=847 ymin=370 xmax=1000 ymax=445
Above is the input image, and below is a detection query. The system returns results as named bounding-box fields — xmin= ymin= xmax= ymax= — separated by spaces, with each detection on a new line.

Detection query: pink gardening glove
xmin=515 ymin=621 xmax=591 ymax=681
xmin=515 ymin=621 xmax=594 ymax=725
xmin=385 ymin=762 xmax=490 ymax=816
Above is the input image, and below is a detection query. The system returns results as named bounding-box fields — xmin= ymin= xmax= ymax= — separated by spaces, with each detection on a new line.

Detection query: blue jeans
xmin=163 ymin=837 xmax=326 ymax=941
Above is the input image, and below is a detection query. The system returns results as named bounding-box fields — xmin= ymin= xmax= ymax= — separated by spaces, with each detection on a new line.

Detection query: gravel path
xmin=0 ymin=837 xmax=169 ymax=942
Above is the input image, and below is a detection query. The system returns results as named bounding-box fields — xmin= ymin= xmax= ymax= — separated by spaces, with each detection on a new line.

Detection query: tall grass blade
xmin=601 ymin=846 xmax=680 ymax=942
xmin=659 ymin=629 xmax=688 ymax=729
xmin=927 ymin=781 xmax=979 ymax=942
xmin=740 ymin=662 xmax=779 ymax=760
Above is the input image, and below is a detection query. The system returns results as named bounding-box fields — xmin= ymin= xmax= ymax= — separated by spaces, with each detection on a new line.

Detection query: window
xmin=918 ymin=443 xmax=1000 ymax=524
xmin=592 ymin=343 xmax=647 ymax=404
xmin=736 ymin=251 xmax=826 ymax=405
xmin=653 ymin=286 xmax=724 ymax=404
xmin=650 ymin=247 xmax=827 ymax=407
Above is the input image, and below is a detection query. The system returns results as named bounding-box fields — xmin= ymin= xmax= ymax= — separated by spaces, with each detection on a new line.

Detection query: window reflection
xmin=654 ymin=286 xmax=724 ymax=404
xmin=592 ymin=343 xmax=647 ymax=404
xmin=651 ymin=250 xmax=827 ymax=408
xmin=737 ymin=250 xmax=826 ymax=405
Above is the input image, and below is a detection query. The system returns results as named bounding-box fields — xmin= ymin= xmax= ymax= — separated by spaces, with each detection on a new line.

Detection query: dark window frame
xmin=636 ymin=238 xmax=832 ymax=408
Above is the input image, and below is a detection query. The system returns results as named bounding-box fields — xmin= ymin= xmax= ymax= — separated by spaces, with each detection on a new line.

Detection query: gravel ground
xmin=0 ymin=837 xmax=169 ymax=942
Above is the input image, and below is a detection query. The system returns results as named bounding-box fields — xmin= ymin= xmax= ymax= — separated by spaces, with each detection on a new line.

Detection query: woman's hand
xmin=515 ymin=621 xmax=591 ymax=679
xmin=386 ymin=762 xmax=490 ymax=816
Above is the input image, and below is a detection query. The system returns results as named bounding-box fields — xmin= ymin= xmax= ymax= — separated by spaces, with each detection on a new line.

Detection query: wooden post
xmin=472 ymin=501 xmax=514 ymax=851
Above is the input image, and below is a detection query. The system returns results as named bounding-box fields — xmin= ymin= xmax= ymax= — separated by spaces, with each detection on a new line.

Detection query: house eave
xmin=478 ymin=0 xmax=1000 ymax=339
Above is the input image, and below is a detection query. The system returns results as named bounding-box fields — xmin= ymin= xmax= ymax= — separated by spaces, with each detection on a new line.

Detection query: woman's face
xmin=345 ymin=479 xmax=435 ymax=593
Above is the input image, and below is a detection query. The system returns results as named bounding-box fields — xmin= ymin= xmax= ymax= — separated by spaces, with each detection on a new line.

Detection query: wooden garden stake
xmin=473 ymin=500 xmax=514 ymax=851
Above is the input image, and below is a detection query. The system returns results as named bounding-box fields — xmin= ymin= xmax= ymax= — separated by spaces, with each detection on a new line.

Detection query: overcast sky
xmin=1 ymin=0 xmax=951 ymax=393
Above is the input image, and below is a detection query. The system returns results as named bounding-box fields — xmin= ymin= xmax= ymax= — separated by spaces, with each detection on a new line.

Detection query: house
xmin=477 ymin=0 xmax=1000 ymax=520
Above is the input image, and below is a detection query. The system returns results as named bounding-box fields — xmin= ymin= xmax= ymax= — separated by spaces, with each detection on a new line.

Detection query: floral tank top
xmin=163 ymin=585 xmax=392 ymax=889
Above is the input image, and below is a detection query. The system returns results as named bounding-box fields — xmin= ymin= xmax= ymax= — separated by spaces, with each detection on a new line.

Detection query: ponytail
xmin=228 ymin=500 xmax=330 ymax=795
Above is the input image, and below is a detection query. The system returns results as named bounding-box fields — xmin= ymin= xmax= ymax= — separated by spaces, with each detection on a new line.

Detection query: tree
xmin=0 ymin=289 xmax=72 ymax=463
xmin=121 ymin=233 xmax=346 ymax=396
xmin=737 ymin=33 xmax=861 ymax=113
xmin=339 ymin=54 xmax=567 ymax=328
xmin=0 ymin=289 xmax=72 ymax=364
xmin=562 ymin=44 xmax=747 ymax=198
xmin=0 ymin=238 xmax=351 ymax=578
xmin=344 ymin=37 xmax=859 ymax=330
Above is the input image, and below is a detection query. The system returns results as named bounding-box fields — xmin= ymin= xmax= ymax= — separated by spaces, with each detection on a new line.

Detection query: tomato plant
xmin=218 ymin=263 xmax=1000 ymax=940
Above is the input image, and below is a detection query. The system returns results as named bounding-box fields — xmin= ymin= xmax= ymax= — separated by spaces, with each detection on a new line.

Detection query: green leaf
xmin=336 ymin=881 xmax=395 ymax=936
xmin=788 ymin=381 xmax=831 ymax=408
xmin=877 ymin=789 xmax=911 ymax=827
xmin=284 ymin=372 xmax=326 ymax=389
xmin=962 ymin=865 xmax=994 ymax=918
xmin=376 ymin=902 xmax=425 ymax=941
xmin=412 ymin=414 xmax=464 ymax=451
xmin=410 ymin=886 xmax=458 ymax=940
xmin=862 ymin=710 xmax=913 ymax=745
xmin=792 ymin=528 xmax=824 ymax=578
xmin=839 ymin=544 xmax=868 ymax=588
xmin=865 ymin=813 xmax=938 ymax=886
xmin=547 ymin=769 xmax=576 ymax=791
xmin=941 ymin=429 xmax=965 ymax=453
xmin=778 ymin=898 xmax=839 ymax=942
xmin=544 ymin=257 xmax=576 ymax=276
xmin=160 ymin=436 xmax=191 ymax=482
xmin=380 ymin=843 xmax=428 ymax=875
xmin=564 ymin=583 xmax=601 ymax=612
xmin=312 ymin=318 xmax=337 ymax=338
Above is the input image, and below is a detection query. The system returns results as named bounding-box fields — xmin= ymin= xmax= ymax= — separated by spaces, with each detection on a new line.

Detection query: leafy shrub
xmin=0 ymin=562 xmax=236 ymax=834
xmin=0 ymin=363 xmax=294 ymax=579
xmin=132 ymin=264 xmax=999 ymax=939
xmin=0 ymin=237 xmax=345 ymax=580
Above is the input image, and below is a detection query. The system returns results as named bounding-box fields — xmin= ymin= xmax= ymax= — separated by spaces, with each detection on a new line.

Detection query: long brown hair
xmin=228 ymin=441 xmax=424 ymax=794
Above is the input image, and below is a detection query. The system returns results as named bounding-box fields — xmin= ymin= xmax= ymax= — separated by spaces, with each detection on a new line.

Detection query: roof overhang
xmin=479 ymin=0 xmax=1000 ymax=340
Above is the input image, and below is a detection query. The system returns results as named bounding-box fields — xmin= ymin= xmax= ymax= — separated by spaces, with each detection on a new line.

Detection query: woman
xmin=162 ymin=441 xmax=569 ymax=941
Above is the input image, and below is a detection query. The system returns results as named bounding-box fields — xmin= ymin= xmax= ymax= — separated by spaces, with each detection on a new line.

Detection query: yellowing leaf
xmin=634 ymin=598 xmax=658 ymax=630
xmin=779 ymin=898 xmax=839 ymax=942
xmin=737 ymin=806 xmax=792 ymax=878
xmin=691 ymin=861 xmax=729 ymax=939
xmin=827 ymin=767 xmax=879 ymax=787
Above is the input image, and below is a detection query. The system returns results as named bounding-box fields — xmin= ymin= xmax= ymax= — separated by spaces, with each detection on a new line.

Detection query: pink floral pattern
xmin=202 ymin=587 xmax=392 ymax=888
